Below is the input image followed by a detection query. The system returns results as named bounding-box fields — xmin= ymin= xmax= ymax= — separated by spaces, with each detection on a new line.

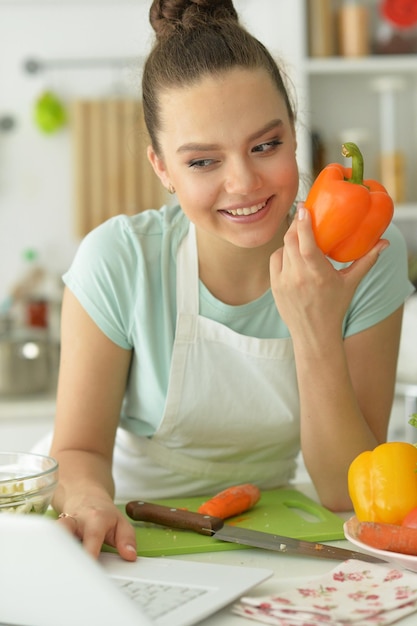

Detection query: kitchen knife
xmin=125 ymin=501 xmax=386 ymax=564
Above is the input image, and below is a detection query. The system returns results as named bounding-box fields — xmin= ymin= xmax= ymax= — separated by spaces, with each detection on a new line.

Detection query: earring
xmin=168 ymin=184 xmax=176 ymax=195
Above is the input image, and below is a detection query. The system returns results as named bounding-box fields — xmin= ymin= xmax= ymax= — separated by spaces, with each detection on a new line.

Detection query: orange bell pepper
xmin=348 ymin=442 xmax=417 ymax=525
xmin=305 ymin=142 xmax=394 ymax=263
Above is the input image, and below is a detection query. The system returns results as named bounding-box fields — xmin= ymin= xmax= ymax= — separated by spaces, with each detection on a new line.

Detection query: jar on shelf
xmin=373 ymin=0 xmax=417 ymax=54
xmin=308 ymin=0 xmax=335 ymax=57
xmin=337 ymin=1 xmax=371 ymax=57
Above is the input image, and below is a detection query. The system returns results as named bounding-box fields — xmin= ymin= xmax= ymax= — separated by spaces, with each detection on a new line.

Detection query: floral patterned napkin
xmin=233 ymin=559 xmax=417 ymax=625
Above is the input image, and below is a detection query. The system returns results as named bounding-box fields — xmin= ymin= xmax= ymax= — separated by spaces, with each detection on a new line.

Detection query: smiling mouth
xmin=224 ymin=201 xmax=267 ymax=216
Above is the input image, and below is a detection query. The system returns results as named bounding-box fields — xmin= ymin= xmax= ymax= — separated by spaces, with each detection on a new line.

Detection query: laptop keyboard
xmin=113 ymin=577 xmax=208 ymax=619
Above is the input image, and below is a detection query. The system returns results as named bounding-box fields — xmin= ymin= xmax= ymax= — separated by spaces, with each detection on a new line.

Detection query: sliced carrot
xmin=351 ymin=517 xmax=417 ymax=556
xmin=197 ymin=484 xmax=261 ymax=520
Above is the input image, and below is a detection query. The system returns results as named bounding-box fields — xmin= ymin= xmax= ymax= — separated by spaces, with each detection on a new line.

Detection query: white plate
xmin=344 ymin=517 xmax=417 ymax=573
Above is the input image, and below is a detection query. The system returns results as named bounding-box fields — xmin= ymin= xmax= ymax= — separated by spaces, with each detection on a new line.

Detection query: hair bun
xmin=150 ymin=0 xmax=238 ymax=39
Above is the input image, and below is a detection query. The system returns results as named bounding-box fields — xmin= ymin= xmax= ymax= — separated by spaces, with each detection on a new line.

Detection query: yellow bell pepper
xmin=348 ymin=442 xmax=417 ymax=525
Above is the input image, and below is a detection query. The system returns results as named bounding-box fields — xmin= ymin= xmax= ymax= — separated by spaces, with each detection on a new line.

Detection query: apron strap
xmin=177 ymin=222 xmax=199 ymax=314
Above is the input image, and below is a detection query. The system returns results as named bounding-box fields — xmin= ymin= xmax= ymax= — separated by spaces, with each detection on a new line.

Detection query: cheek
xmin=176 ymin=180 xmax=216 ymax=218
xmin=274 ymin=158 xmax=299 ymax=190
xmin=286 ymin=154 xmax=299 ymax=181
xmin=290 ymin=162 xmax=300 ymax=191
xmin=183 ymin=176 xmax=219 ymax=203
xmin=279 ymin=164 xmax=299 ymax=207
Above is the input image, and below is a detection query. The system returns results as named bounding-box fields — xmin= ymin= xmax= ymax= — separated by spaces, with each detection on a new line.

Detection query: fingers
xmin=57 ymin=509 xmax=105 ymax=558
xmin=118 ymin=544 xmax=137 ymax=561
xmin=270 ymin=204 xmax=316 ymax=287
xmin=269 ymin=246 xmax=283 ymax=276
xmin=56 ymin=509 xmax=137 ymax=561
xmin=115 ymin=526 xmax=138 ymax=562
xmin=57 ymin=513 xmax=79 ymax=536
xmin=88 ymin=512 xmax=138 ymax=561
xmin=280 ymin=203 xmax=325 ymax=271
xmin=294 ymin=204 xmax=324 ymax=262
xmin=83 ymin=523 xmax=109 ymax=559
xmin=341 ymin=239 xmax=390 ymax=288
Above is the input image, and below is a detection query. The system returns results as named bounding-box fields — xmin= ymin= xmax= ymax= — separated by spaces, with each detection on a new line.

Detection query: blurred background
xmin=0 ymin=0 xmax=416 ymax=454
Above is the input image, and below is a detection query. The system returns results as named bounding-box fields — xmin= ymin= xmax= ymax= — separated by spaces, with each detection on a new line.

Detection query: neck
xmin=195 ymin=227 xmax=286 ymax=306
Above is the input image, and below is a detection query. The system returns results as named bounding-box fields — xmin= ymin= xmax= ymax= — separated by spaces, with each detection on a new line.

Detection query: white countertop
xmin=0 ymin=391 xmax=56 ymax=452
xmin=166 ymin=483 xmax=417 ymax=625
xmin=0 ymin=391 xmax=56 ymax=419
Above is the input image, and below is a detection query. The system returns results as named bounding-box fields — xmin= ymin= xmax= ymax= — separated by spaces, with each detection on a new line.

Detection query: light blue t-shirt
xmin=64 ymin=204 xmax=414 ymax=436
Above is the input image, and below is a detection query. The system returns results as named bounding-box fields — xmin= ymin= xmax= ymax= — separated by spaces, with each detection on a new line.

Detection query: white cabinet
xmin=296 ymin=0 xmax=417 ymax=257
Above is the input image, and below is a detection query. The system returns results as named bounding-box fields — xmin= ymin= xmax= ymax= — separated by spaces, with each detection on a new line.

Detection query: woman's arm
xmin=270 ymin=206 xmax=403 ymax=511
xmin=294 ymin=307 xmax=402 ymax=511
xmin=50 ymin=287 xmax=137 ymax=560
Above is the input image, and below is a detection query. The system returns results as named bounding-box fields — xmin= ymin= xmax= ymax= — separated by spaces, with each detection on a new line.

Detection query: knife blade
xmin=125 ymin=500 xmax=386 ymax=564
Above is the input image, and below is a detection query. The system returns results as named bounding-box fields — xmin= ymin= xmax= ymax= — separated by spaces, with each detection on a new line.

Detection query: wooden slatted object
xmin=71 ymin=98 xmax=168 ymax=237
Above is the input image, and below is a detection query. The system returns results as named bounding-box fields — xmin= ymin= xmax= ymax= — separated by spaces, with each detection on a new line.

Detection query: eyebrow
xmin=176 ymin=119 xmax=283 ymax=154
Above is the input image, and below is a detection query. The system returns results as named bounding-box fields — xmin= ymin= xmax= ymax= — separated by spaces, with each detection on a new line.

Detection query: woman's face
xmin=148 ymin=67 xmax=299 ymax=250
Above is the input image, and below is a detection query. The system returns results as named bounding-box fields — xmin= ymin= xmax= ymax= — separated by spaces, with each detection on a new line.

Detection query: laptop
xmin=0 ymin=513 xmax=272 ymax=626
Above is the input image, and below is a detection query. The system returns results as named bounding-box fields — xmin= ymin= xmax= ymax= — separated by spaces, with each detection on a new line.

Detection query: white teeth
xmin=225 ymin=202 xmax=266 ymax=216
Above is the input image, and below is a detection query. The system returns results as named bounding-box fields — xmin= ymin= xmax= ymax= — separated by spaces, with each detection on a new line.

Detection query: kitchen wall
xmin=1 ymin=0 xmax=416 ymax=451
xmin=0 ymin=0 xmax=152 ymax=303
xmin=0 ymin=0 xmax=305 ymax=305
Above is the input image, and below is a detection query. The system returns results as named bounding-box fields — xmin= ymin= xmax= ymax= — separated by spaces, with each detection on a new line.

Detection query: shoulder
xmin=63 ymin=205 xmax=188 ymax=347
xmin=66 ymin=203 xmax=190 ymax=295
xmin=367 ymin=221 xmax=410 ymax=283
xmin=381 ymin=221 xmax=408 ymax=253
xmin=79 ymin=204 xmax=187 ymax=256
xmin=69 ymin=204 xmax=189 ymax=277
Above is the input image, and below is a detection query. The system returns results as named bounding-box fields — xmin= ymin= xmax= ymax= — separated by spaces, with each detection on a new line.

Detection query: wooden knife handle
xmin=125 ymin=501 xmax=225 ymax=536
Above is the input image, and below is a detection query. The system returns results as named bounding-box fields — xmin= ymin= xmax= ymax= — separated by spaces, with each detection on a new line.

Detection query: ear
xmin=147 ymin=145 xmax=171 ymax=190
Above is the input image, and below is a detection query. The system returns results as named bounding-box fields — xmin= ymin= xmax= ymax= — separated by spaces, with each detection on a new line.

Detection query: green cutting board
xmin=106 ymin=488 xmax=345 ymax=557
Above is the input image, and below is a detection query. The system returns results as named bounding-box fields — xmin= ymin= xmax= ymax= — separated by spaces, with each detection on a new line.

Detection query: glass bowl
xmin=0 ymin=452 xmax=58 ymax=514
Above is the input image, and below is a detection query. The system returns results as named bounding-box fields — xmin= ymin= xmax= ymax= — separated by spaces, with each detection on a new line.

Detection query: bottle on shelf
xmin=9 ymin=248 xmax=60 ymax=332
xmin=371 ymin=76 xmax=407 ymax=204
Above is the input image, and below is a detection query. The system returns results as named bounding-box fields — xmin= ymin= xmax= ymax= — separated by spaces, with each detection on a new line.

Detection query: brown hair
xmin=143 ymin=0 xmax=295 ymax=155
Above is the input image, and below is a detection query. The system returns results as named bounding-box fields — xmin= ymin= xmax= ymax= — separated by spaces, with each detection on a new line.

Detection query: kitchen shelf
xmin=304 ymin=55 xmax=417 ymax=75
xmin=298 ymin=0 xmax=417 ymax=257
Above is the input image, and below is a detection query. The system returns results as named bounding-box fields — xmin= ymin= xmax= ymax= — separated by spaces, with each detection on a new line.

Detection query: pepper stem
xmin=341 ymin=142 xmax=364 ymax=185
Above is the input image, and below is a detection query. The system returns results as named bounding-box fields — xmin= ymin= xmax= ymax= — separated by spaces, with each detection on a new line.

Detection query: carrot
xmin=197 ymin=483 xmax=261 ymax=520
xmin=349 ymin=517 xmax=417 ymax=556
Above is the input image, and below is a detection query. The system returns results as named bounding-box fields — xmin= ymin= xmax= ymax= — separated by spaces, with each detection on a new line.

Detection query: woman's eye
xmin=188 ymin=158 xmax=217 ymax=169
xmin=252 ymin=139 xmax=282 ymax=153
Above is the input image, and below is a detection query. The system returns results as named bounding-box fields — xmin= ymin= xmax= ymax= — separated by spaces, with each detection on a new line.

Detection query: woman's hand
xmin=56 ymin=493 xmax=137 ymax=561
xmin=270 ymin=203 xmax=389 ymax=343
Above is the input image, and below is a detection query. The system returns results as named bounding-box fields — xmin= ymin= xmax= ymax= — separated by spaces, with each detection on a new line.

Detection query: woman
xmin=50 ymin=0 xmax=413 ymax=560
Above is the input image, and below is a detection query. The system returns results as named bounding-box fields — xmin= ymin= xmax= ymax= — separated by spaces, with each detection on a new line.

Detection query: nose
xmin=223 ymin=156 xmax=262 ymax=195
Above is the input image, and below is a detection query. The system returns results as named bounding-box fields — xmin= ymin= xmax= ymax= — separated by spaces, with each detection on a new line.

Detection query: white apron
xmin=113 ymin=224 xmax=300 ymax=501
